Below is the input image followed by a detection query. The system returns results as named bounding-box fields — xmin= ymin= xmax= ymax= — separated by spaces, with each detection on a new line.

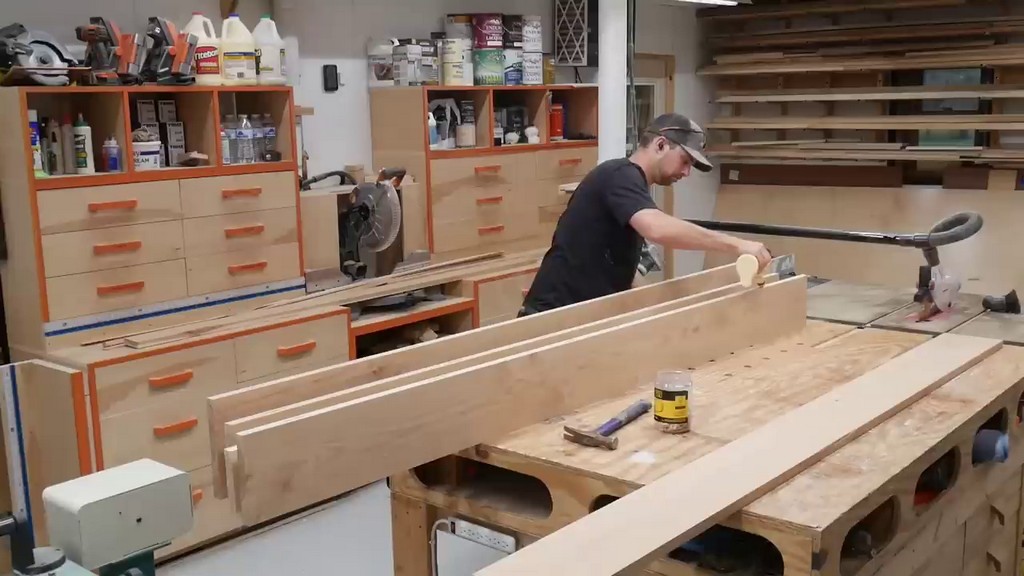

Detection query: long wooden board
xmin=231 ymin=276 xmax=809 ymax=525
xmin=698 ymin=0 xmax=965 ymax=21
xmin=206 ymin=262 xmax=746 ymax=496
xmin=474 ymin=333 xmax=1002 ymax=576
xmin=717 ymin=84 xmax=1024 ymax=104
xmin=708 ymin=115 xmax=1024 ymax=131
xmin=221 ymin=280 xmax=773 ymax=472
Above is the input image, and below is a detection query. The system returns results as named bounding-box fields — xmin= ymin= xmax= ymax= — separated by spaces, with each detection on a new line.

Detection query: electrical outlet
xmin=451 ymin=519 xmax=517 ymax=554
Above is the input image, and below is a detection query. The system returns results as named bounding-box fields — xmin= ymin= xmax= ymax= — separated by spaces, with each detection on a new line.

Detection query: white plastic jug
xmin=220 ymin=13 xmax=257 ymax=85
xmin=184 ymin=12 xmax=221 ymax=86
xmin=253 ymin=15 xmax=287 ymax=85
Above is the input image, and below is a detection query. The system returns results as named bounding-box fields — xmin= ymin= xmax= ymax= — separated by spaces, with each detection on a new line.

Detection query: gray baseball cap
xmin=645 ymin=113 xmax=712 ymax=173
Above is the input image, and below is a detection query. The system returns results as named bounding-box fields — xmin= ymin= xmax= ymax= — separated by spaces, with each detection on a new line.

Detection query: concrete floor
xmin=158 ymin=481 xmax=508 ymax=576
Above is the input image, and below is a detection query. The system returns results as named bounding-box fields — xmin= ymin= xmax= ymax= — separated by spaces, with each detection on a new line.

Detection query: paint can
xmin=443 ymin=61 xmax=473 ymax=86
xmin=472 ymin=14 xmax=504 ymax=49
xmin=441 ymin=38 xmax=472 ymax=63
xmin=522 ymin=52 xmax=543 ymax=85
xmin=473 ymin=49 xmax=504 ymax=86
xmin=503 ymin=15 xmax=523 ymax=49
xmin=549 ymin=103 xmax=565 ymax=141
xmin=523 ymin=15 xmax=543 ymax=53
xmin=503 ymin=49 xmax=523 ymax=85
xmin=445 ymin=14 xmax=473 ymax=39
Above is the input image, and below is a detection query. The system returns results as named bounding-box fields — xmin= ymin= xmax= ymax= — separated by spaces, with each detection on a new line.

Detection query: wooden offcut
xmin=230 ymin=276 xmax=809 ymax=525
xmin=475 ymin=333 xmax=1001 ymax=576
xmin=206 ymin=262 xmax=746 ymax=496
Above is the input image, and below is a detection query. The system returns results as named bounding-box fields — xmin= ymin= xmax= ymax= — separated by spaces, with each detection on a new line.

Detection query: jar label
xmin=654 ymin=388 xmax=689 ymax=425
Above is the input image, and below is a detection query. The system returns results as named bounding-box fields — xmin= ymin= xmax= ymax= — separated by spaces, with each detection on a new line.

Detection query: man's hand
xmin=734 ymin=239 xmax=772 ymax=271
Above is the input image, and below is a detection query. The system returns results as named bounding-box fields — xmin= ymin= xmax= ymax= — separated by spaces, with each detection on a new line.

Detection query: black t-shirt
xmin=523 ymin=158 xmax=658 ymax=312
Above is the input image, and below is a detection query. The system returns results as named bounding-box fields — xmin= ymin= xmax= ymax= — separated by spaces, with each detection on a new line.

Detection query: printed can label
xmin=653 ymin=388 xmax=689 ymax=425
xmin=194 ymin=45 xmax=220 ymax=75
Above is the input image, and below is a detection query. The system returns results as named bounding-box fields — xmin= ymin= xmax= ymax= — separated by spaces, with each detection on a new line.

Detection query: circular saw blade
xmin=357 ymin=181 xmax=402 ymax=252
xmin=14 ymin=30 xmax=72 ymax=86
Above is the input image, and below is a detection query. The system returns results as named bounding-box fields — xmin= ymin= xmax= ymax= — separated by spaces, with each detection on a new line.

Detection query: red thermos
xmin=549 ymin=103 xmax=564 ymax=141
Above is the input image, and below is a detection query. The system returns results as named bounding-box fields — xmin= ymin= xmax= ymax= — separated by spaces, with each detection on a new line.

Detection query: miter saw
xmin=0 ymin=24 xmax=78 ymax=86
xmin=300 ymin=167 xmax=406 ymax=284
xmin=688 ymin=212 xmax=984 ymax=322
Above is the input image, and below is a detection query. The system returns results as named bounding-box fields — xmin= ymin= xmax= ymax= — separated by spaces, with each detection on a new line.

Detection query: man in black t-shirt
xmin=520 ymin=113 xmax=771 ymax=316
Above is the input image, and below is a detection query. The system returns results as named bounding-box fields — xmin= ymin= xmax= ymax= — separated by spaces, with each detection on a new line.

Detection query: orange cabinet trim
xmin=153 ymin=418 xmax=199 ymax=438
xmin=96 ymin=281 xmax=145 ymax=297
xmin=277 ymin=340 xmax=318 ymax=358
xmin=93 ymin=240 xmax=143 ymax=255
xmin=559 ymin=157 xmax=583 ymax=166
xmin=476 ymin=196 xmax=504 ymax=205
xmin=148 ymin=370 xmax=194 ymax=390
xmin=474 ymin=165 xmax=502 ymax=175
xmin=478 ymin=225 xmax=505 ymax=235
xmin=192 ymin=488 xmax=204 ymax=506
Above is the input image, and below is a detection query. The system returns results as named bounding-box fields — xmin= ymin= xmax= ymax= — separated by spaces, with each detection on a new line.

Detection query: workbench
xmin=388 ymin=279 xmax=1024 ymax=576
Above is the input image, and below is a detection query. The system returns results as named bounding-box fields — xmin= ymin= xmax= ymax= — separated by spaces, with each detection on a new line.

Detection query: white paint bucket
xmin=133 ymin=141 xmax=162 ymax=171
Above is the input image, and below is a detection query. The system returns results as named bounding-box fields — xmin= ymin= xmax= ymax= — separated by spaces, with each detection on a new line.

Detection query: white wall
xmin=3 ymin=0 xmax=269 ymax=50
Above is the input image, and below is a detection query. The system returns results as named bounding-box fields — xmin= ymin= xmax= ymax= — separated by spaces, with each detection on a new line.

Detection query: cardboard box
xmin=160 ymin=122 xmax=186 ymax=166
xmin=136 ymin=100 xmax=157 ymax=125
xmin=158 ymin=100 xmax=177 ymax=123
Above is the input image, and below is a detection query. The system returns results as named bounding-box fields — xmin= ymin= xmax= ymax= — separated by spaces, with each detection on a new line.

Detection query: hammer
xmin=563 ymin=399 xmax=652 ymax=450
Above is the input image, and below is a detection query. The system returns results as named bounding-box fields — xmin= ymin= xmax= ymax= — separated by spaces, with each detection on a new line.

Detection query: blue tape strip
xmin=44 ymin=284 xmax=305 ymax=338
xmin=8 ymin=366 xmax=34 ymax=546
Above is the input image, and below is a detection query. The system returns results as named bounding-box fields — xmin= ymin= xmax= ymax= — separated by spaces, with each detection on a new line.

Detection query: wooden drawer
xmin=430 ymin=156 xmax=518 ymax=210
xmin=535 ymin=147 xmax=598 ymax=180
xmin=185 ymin=243 xmax=300 ymax=296
xmin=41 ymin=220 xmax=185 ymax=278
xmin=183 ymin=207 xmax=299 ymax=257
xmin=37 ymin=180 xmax=182 ymax=235
xmin=180 ymin=172 xmax=297 ymax=218
xmin=433 ymin=209 xmax=539 ymax=253
xmin=534 ymin=176 xmax=580 ymax=208
xmin=433 ymin=187 xmax=535 ymax=225
xmin=156 ymin=466 xmax=242 ymax=560
xmin=100 ymin=392 xmax=218 ymax=471
xmin=93 ymin=341 xmax=236 ymax=418
xmin=477 ymin=270 xmax=537 ymax=325
xmin=234 ymin=314 xmax=349 ymax=382
xmin=45 ymin=260 xmax=188 ymax=320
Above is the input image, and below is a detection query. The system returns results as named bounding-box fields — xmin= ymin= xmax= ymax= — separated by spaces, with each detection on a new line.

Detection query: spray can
xmin=28 ymin=110 xmax=44 ymax=177
xmin=46 ymin=118 xmax=64 ymax=175
xmin=102 ymin=136 xmax=121 ymax=172
xmin=654 ymin=370 xmax=692 ymax=434
xmin=72 ymin=113 xmax=95 ymax=175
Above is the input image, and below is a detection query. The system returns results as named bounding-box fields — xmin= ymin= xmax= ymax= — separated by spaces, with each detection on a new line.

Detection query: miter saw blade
xmin=1 ymin=26 xmax=75 ymax=86
xmin=355 ymin=181 xmax=402 ymax=253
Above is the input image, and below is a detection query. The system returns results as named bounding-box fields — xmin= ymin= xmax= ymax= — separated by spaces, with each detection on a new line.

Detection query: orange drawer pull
xmin=222 ymin=187 xmax=263 ymax=199
xmin=96 ymin=281 xmax=145 ymax=297
xmin=153 ymin=418 xmax=199 ymax=438
xmin=228 ymin=261 xmax=269 ymax=275
xmin=224 ymin=224 xmax=266 ymax=238
xmin=93 ymin=240 xmax=143 ymax=255
xmin=478 ymin=225 xmax=505 ymax=235
xmin=278 ymin=340 xmax=317 ymax=358
xmin=88 ymin=199 xmax=138 ymax=213
xmin=559 ymin=157 xmax=583 ymax=167
xmin=474 ymin=165 xmax=502 ymax=175
xmin=192 ymin=489 xmax=204 ymax=506
xmin=476 ymin=196 xmax=504 ymax=205
xmin=148 ymin=370 xmax=194 ymax=390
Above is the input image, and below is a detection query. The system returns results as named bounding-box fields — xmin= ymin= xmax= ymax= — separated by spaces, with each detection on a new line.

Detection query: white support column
xmin=598 ymin=0 xmax=628 ymax=162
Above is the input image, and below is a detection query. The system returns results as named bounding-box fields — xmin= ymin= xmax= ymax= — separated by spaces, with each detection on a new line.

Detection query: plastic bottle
xmin=46 ymin=117 xmax=63 ymax=175
xmin=253 ymin=15 xmax=287 ymax=85
xmin=223 ymin=114 xmax=239 ymax=164
xmin=102 ymin=136 xmax=121 ymax=172
xmin=237 ymin=114 xmax=255 ymax=164
xmin=60 ymin=115 xmax=76 ymax=174
xmin=220 ymin=13 xmax=257 ymax=85
xmin=72 ymin=113 xmax=95 ymax=175
xmin=428 ymin=112 xmax=439 ymax=149
xmin=262 ymin=113 xmax=277 ymax=158
xmin=220 ymin=125 xmax=231 ymax=165
xmin=183 ymin=12 xmax=222 ymax=86
xmin=28 ymin=110 xmax=44 ymax=177
xmin=250 ymin=114 xmax=265 ymax=161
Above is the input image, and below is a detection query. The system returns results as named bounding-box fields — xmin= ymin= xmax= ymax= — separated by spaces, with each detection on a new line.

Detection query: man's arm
xmin=630 ymin=208 xmax=772 ymax=268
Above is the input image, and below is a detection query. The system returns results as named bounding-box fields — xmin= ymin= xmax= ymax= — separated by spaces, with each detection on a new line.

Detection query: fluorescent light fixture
xmin=676 ymin=0 xmax=740 ymax=5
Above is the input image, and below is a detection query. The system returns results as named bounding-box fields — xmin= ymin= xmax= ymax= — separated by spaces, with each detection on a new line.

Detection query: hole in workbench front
xmin=913 ymin=447 xmax=960 ymax=514
xmin=667 ymin=525 xmax=784 ymax=576
xmin=590 ymin=494 xmax=618 ymax=512
xmin=840 ymin=497 xmax=899 ymax=576
xmin=972 ymin=409 xmax=1010 ymax=468
xmin=412 ymin=456 xmax=553 ymax=519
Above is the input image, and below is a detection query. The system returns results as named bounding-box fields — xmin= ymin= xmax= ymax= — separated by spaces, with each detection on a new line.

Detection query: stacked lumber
xmin=700 ymin=0 xmax=1024 ymax=176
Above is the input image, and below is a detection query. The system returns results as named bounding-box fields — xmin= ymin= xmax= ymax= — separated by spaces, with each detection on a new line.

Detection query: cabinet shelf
xmin=427 ymin=140 xmax=597 ymax=159
xmin=34 ymin=161 xmax=298 ymax=191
